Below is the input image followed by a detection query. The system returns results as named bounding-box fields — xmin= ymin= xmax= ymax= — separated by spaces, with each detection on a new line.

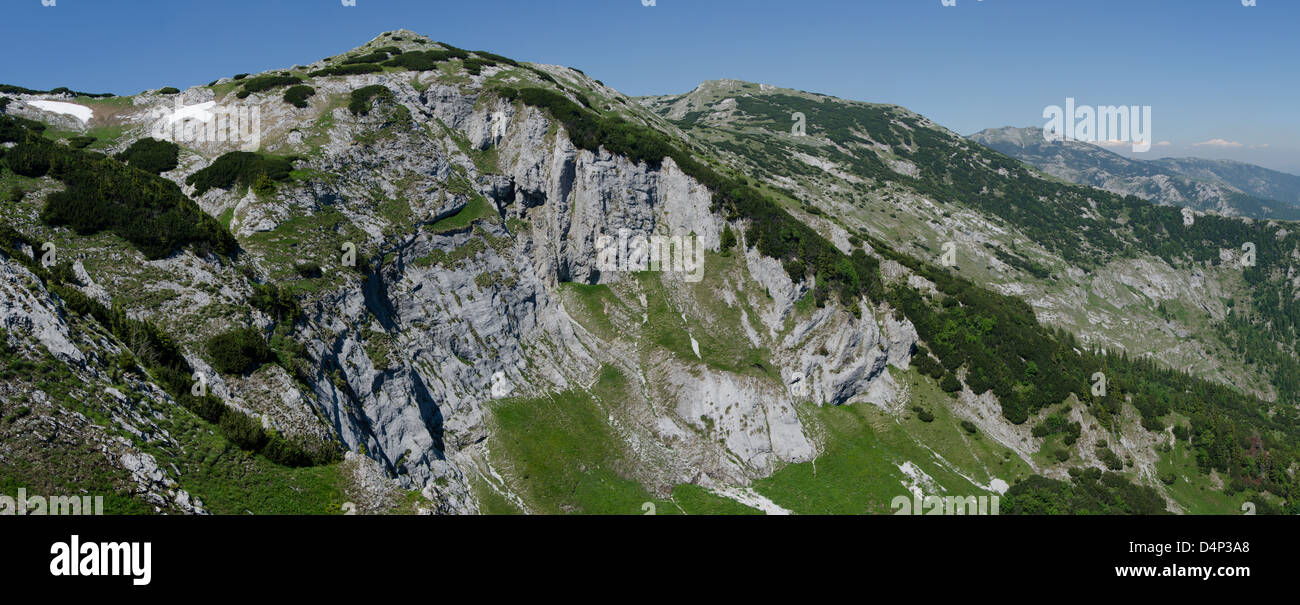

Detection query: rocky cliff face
xmin=1 ymin=31 xmax=920 ymax=514
xmin=0 ymin=257 xmax=204 ymax=514
xmin=8 ymin=30 xmax=1284 ymax=515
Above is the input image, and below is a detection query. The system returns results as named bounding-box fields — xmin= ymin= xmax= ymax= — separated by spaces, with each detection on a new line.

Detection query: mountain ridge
xmin=1 ymin=30 xmax=1296 ymax=515
xmin=970 ymin=125 xmax=1300 ymax=220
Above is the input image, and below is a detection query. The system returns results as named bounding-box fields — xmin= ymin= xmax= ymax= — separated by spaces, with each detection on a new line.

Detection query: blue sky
xmin=3 ymin=0 xmax=1297 ymax=172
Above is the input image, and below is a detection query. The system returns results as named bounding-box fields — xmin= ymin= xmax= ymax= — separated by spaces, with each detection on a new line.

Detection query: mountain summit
xmin=1 ymin=31 xmax=1297 ymax=515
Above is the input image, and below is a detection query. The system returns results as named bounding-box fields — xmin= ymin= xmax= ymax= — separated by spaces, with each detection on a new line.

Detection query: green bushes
xmin=1033 ymin=414 xmax=1082 ymax=445
xmin=158 ymin=87 xmax=181 ymax=95
xmin=3 ymin=141 xmax=51 ymax=177
xmin=720 ymin=224 xmax=737 ymax=254
xmin=114 ymin=137 xmax=179 ymax=174
xmin=1003 ymin=469 xmax=1167 ymax=514
xmin=293 ymin=261 xmax=322 ymax=278
xmin=282 ymin=84 xmax=316 ymax=108
xmin=0 ymin=117 xmax=234 ymax=259
xmin=235 ymin=74 xmax=302 ymax=98
xmin=41 ymin=153 xmax=236 ymax=259
xmin=0 ymin=83 xmax=111 ymax=97
xmin=382 ymin=49 xmax=469 ymax=71
xmin=1096 ymin=446 xmax=1123 ymax=471
xmin=185 ymin=151 xmax=293 ymax=195
xmin=939 ymin=374 xmax=963 ymax=393
xmin=309 ymin=63 xmax=383 ymax=77
xmin=342 ymin=51 xmax=393 ymax=65
xmin=911 ymin=351 xmax=945 ymax=380
xmin=348 ymin=85 xmax=393 ymax=115
xmin=205 ymin=327 xmax=274 ymax=375
xmin=0 ymin=115 xmax=46 ymax=141
xmin=912 ymin=407 xmax=934 ymax=422
xmin=960 ymin=420 xmax=979 ymax=435
xmin=473 ymin=50 xmax=519 ymax=67
xmin=461 ymin=57 xmax=496 ymax=75
xmin=248 ymin=280 xmax=301 ymax=322
xmin=67 ymin=135 xmax=96 ymax=149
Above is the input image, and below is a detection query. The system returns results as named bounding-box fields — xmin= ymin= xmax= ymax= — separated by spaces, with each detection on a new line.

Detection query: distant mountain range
xmin=969 ymin=126 xmax=1300 ymax=221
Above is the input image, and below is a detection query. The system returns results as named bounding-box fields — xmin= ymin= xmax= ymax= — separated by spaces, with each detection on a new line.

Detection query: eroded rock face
xmin=0 ymin=258 xmax=205 ymax=514
xmin=3 ymin=50 xmax=918 ymax=514
xmin=201 ymin=72 xmax=919 ymax=508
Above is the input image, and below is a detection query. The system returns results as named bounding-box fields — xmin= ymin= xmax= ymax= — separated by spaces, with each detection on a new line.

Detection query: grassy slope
xmin=484 ymin=365 xmax=758 ymax=515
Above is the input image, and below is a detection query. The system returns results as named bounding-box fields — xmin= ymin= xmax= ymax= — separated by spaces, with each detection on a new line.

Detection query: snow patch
xmin=27 ymin=100 xmax=93 ymax=123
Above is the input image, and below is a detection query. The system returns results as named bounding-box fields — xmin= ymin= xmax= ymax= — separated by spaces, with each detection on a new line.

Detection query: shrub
xmin=348 ymin=84 xmax=393 ymax=115
xmin=67 ymin=135 xmax=96 ymax=149
xmin=2 ymin=406 xmax=31 ymax=424
xmin=461 ymin=57 xmax=495 ymax=75
xmin=116 ymin=350 xmax=137 ymax=374
xmin=248 ymin=281 xmax=301 ymax=322
xmin=186 ymin=151 xmax=293 ymax=195
xmin=912 ymin=406 xmax=935 ymax=423
xmin=0 ymin=120 xmax=236 ymax=259
xmin=205 ymin=327 xmax=274 ymax=375
xmin=219 ymin=408 xmax=268 ymax=451
xmin=309 ymin=63 xmax=383 ymax=77
xmin=720 ymin=224 xmax=737 ymax=253
xmin=961 ymin=420 xmax=978 ymax=435
xmin=1096 ymin=446 xmax=1123 ymax=471
xmin=1054 ymin=448 xmax=1071 ymax=462
xmin=342 ymin=51 xmax=392 ymax=65
xmin=232 ymin=73 xmax=249 ymax=80
xmin=940 ymin=373 xmax=963 ymax=393
xmin=3 ymin=141 xmax=51 ymax=177
xmin=294 ymin=261 xmax=322 ymax=278
xmin=382 ymin=49 xmax=468 ymax=71
xmin=473 ymin=50 xmax=519 ymax=67
xmin=114 ymin=137 xmax=180 ymax=174
xmin=1032 ymin=413 xmax=1082 ymax=445
xmin=235 ymin=74 xmax=302 ymax=98
xmin=282 ymin=84 xmax=316 ymax=108
xmin=158 ymin=87 xmax=181 ymax=95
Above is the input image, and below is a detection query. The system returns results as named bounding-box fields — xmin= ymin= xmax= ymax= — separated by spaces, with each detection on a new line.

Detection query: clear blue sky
xmin=4 ymin=0 xmax=1297 ymax=172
